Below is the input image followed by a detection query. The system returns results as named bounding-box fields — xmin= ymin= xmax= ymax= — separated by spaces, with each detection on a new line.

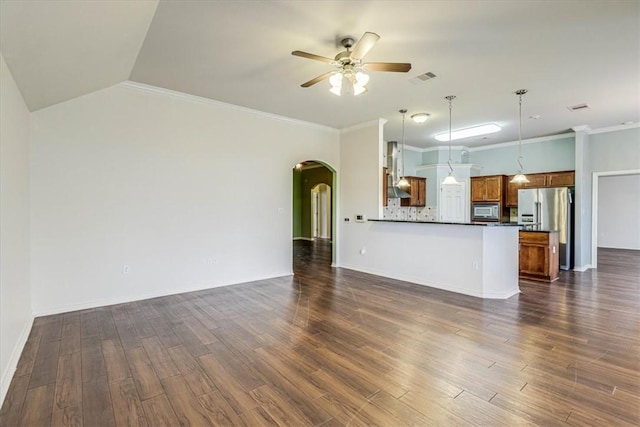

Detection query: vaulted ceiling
xmin=1 ymin=1 xmax=638 ymax=148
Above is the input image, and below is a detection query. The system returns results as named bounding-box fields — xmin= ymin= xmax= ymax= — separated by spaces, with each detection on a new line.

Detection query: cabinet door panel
xmin=382 ymin=168 xmax=388 ymax=206
xmin=471 ymin=177 xmax=487 ymax=201
xmin=485 ymin=176 xmax=502 ymax=201
xmin=547 ymin=172 xmax=574 ymax=187
xmin=523 ymin=174 xmax=546 ymax=188
xmin=519 ymin=244 xmax=549 ymax=276
xmin=507 ymin=179 xmax=522 ymax=207
xmin=400 ymin=177 xmax=426 ymax=207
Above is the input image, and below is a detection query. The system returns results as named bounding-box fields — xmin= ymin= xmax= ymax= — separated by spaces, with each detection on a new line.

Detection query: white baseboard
xmin=293 ymin=237 xmax=314 ymax=241
xmin=339 ymin=264 xmax=520 ymax=300
xmin=1 ymin=316 xmax=34 ymax=407
xmin=573 ymin=264 xmax=592 ymax=272
xmin=32 ymin=272 xmax=294 ymax=317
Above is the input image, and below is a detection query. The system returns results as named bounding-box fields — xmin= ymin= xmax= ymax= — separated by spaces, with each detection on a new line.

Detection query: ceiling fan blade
xmin=291 ymin=50 xmax=335 ymax=64
xmin=364 ymin=62 xmax=412 ymax=72
xmin=301 ymin=71 xmax=334 ymax=87
xmin=350 ymin=32 xmax=380 ymax=60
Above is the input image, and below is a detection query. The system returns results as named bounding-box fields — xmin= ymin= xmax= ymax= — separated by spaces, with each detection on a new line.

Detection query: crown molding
xmin=119 ymin=81 xmax=339 ymax=134
xmin=415 ymin=163 xmax=482 ymax=172
xmin=587 ymin=122 xmax=640 ymax=134
xmin=340 ymin=119 xmax=385 ymax=134
xmin=403 ymin=144 xmax=469 ymax=153
xmin=468 ymin=132 xmax=575 ymax=152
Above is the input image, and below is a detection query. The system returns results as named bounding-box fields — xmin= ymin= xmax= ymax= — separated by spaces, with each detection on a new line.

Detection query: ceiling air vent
xmin=410 ymin=72 xmax=436 ymax=85
xmin=567 ymin=103 xmax=590 ymax=112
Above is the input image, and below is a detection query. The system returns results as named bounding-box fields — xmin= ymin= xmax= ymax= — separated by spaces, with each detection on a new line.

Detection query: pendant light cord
xmin=445 ymin=96 xmax=456 ymax=175
xmin=516 ymin=89 xmax=527 ymax=173
xmin=400 ymin=109 xmax=407 ymax=178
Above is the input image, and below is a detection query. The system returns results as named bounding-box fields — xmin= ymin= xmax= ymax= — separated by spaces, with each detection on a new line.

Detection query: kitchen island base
xmin=340 ymin=220 xmax=520 ymax=299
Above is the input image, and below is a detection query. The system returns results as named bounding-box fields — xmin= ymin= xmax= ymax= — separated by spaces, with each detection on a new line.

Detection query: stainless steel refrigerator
xmin=518 ymin=187 xmax=573 ymax=270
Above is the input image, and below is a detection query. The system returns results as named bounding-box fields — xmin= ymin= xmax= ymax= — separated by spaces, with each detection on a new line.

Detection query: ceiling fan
xmin=292 ymin=32 xmax=411 ymax=95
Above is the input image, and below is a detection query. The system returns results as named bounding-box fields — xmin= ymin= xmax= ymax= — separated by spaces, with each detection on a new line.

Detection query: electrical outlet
xmin=122 ymin=265 xmax=130 ymax=275
xmin=472 ymin=261 xmax=479 ymax=270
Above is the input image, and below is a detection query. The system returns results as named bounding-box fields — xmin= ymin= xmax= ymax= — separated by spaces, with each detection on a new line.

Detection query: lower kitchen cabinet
xmin=400 ymin=176 xmax=426 ymax=207
xmin=519 ymin=231 xmax=559 ymax=282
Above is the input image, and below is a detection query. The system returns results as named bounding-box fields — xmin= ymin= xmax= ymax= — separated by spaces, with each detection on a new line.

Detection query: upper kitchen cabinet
xmin=471 ymin=175 xmax=506 ymax=202
xmin=546 ymin=171 xmax=575 ymax=187
xmin=382 ymin=167 xmax=388 ymax=206
xmin=506 ymin=171 xmax=575 ymax=207
xmin=400 ymin=176 xmax=426 ymax=207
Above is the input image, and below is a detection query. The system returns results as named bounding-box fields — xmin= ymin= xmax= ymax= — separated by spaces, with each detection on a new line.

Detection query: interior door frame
xmin=590 ymin=168 xmax=640 ymax=268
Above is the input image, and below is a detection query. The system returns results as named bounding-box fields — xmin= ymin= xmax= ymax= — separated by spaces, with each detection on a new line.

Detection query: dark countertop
xmin=368 ymin=219 xmax=521 ymax=227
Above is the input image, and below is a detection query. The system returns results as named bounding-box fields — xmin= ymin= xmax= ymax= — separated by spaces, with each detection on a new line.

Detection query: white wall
xmin=30 ymin=82 xmax=339 ymax=315
xmin=337 ymin=120 xmax=384 ymax=267
xmin=597 ymin=174 xmax=640 ymax=249
xmin=0 ymin=54 xmax=33 ymax=403
xmin=586 ymin=126 xmax=640 ymax=267
xmin=468 ymin=135 xmax=575 ymax=176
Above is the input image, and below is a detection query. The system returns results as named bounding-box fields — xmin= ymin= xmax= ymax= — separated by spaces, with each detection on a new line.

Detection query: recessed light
xmin=435 ymin=123 xmax=502 ymax=142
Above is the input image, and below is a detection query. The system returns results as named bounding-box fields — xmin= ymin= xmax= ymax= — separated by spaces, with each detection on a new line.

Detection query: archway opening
xmin=292 ymin=161 xmax=335 ymax=271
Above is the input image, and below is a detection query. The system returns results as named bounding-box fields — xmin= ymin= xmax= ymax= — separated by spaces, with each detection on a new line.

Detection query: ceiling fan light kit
xmin=292 ymin=32 xmax=411 ymax=96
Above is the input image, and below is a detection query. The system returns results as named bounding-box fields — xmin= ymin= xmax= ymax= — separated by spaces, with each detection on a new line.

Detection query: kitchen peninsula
xmin=365 ymin=219 xmax=520 ymax=299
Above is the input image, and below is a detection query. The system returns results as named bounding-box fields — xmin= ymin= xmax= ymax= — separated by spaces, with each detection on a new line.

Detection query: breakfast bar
xmin=362 ymin=219 xmax=520 ymax=299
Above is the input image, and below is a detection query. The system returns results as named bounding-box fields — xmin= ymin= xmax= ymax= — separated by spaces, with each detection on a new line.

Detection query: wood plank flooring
xmin=1 ymin=242 xmax=638 ymax=426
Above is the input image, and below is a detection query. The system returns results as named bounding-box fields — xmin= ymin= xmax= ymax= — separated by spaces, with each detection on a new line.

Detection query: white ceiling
xmin=1 ymin=0 xmax=638 ymax=149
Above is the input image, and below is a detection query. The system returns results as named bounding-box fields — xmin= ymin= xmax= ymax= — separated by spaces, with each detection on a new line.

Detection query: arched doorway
xmin=292 ymin=161 xmax=335 ymax=270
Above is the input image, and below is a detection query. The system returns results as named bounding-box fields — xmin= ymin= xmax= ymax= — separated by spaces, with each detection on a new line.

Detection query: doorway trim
xmin=591 ymin=168 xmax=640 ymax=268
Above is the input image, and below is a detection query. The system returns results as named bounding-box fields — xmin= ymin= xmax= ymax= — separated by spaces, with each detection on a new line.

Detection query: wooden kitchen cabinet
xmin=400 ymin=176 xmax=426 ymax=207
xmin=382 ymin=167 xmax=388 ymax=206
xmin=506 ymin=171 xmax=575 ymax=207
xmin=519 ymin=231 xmax=559 ymax=282
xmin=546 ymin=171 xmax=575 ymax=187
xmin=471 ymin=175 xmax=506 ymax=202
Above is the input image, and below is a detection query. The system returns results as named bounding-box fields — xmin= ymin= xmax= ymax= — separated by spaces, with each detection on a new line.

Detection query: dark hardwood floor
xmin=1 ymin=243 xmax=638 ymax=426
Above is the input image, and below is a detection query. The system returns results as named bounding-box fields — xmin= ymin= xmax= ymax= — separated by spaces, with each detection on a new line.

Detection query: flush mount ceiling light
xmin=442 ymin=96 xmax=459 ymax=185
xmin=411 ymin=113 xmax=430 ymax=123
xmin=434 ymin=123 xmax=502 ymax=142
xmin=397 ymin=109 xmax=411 ymax=190
xmin=510 ymin=89 xmax=530 ymax=184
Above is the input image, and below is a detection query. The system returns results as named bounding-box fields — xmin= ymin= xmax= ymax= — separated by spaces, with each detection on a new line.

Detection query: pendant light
xmin=397 ymin=109 xmax=410 ymax=189
xmin=442 ymin=95 xmax=459 ymax=185
xmin=510 ymin=89 xmax=530 ymax=184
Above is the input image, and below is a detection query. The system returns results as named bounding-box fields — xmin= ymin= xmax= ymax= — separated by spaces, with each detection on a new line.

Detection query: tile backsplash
xmin=383 ymin=198 xmax=437 ymax=221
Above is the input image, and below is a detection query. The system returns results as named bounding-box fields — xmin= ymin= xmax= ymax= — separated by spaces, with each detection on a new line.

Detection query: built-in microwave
xmin=472 ymin=202 xmax=500 ymax=222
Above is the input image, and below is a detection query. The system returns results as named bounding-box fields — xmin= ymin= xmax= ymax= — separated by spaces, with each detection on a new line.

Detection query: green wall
xmin=293 ymin=169 xmax=302 ymax=237
xmin=293 ymin=164 xmax=333 ymax=239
